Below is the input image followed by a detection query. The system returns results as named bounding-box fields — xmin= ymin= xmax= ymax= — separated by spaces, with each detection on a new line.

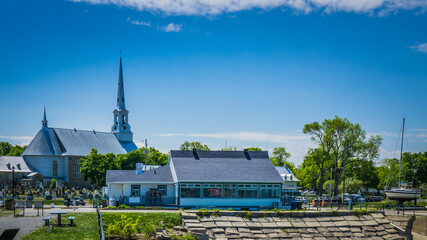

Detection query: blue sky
xmin=1 ymin=0 xmax=426 ymax=164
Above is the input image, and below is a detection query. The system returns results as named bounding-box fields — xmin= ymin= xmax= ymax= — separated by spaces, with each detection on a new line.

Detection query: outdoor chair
xmin=34 ymin=200 xmax=44 ymax=216
xmin=14 ymin=201 xmax=25 ymax=217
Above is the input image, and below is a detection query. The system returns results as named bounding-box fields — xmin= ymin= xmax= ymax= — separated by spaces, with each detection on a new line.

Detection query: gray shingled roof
xmin=106 ymin=165 xmax=174 ymax=183
xmin=170 ymin=150 xmax=284 ymax=183
xmin=22 ymin=127 xmax=137 ymax=157
xmin=0 ymin=156 xmax=32 ymax=173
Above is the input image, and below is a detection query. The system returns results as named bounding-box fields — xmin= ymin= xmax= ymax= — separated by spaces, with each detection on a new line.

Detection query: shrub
xmin=142 ymin=223 xmax=156 ymax=238
xmin=170 ymin=233 xmax=197 ymax=240
xmin=117 ymin=204 xmax=131 ymax=209
xmin=105 ymin=214 xmax=139 ymax=238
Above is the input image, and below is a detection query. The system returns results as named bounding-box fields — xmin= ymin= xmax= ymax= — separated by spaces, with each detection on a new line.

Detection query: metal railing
xmin=96 ymin=205 xmax=105 ymax=240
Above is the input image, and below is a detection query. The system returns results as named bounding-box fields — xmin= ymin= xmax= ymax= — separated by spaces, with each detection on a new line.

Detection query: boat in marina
xmin=384 ymin=118 xmax=421 ymax=203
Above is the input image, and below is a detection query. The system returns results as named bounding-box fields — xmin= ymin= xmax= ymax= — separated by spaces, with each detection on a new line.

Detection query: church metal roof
xmin=22 ymin=127 xmax=137 ymax=157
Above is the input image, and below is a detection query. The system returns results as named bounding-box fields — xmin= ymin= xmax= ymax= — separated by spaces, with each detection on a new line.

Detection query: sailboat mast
xmin=398 ymin=117 xmax=405 ymax=187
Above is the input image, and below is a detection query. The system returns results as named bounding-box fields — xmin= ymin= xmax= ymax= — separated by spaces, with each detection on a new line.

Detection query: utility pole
xmin=144 ymin=139 xmax=148 ymax=172
xmin=329 ymin=168 xmax=332 ymax=199
xmin=342 ymin=144 xmax=346 ymax=203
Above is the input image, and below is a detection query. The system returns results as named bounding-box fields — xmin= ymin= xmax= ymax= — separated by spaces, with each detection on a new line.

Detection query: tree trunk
xmin=318 ymin=170 xmax=324 ymax=198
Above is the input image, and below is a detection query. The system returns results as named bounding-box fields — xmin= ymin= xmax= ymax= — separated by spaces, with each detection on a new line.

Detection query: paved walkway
xmin=0 ymin=215 xmax=44 ymax=239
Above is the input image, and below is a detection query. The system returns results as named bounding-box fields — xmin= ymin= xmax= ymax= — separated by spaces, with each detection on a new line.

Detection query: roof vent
xmin=93 ymin=129 xmax=96 ymax=133
xmin=17 ymin=163 xmax=21 ymax=170
xmin=154 ymin=169 xmax=157 ymax=174
xmin=74 ymin=128 xmax=77 ymax=132
xmin=6 ymin=163 xmax=10 ymax=169
xmin=243 ymin=149 xmax=251 ymax=160
xmin=192 ymin=148 xmax=200 ymax=160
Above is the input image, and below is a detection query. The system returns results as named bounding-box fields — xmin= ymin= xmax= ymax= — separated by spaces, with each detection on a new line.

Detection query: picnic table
xmin=51 ymin=211 xmax=68 ymax=226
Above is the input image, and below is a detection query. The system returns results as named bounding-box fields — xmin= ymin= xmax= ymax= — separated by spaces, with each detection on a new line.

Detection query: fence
xmin=96 ymin=205 xmax=105 ymax=240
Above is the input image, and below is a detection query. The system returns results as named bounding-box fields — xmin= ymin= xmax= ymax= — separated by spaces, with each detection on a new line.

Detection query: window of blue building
xmin=131 ymin=185 xmax=140 ymax=196
xmin=203 ymin=184 xmax=222 ymax=198
xmin=181 ymin=184 xmax=201 ymax=198
xmin=260 ymin=184 xmax=281 ymax=198
xmin=237 ymin=184 xmax=258 ymax=198
xmin=224 ymin=184 xmax=236 ymax=198
xmin=52 ymin=160 xmax=58 ymax=177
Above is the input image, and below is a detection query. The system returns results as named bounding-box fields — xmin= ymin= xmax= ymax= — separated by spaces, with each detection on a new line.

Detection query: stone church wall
xmin=67 ymin=156 xmax=92 ymax=188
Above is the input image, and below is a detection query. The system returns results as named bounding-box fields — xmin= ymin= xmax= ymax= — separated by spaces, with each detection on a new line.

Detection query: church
xmin=1 ymin=57 xmax=138 ymax=188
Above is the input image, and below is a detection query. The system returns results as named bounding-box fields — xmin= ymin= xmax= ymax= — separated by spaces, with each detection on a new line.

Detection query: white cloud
xmin=127 ymin=17 xmax=151 ymax=26
xmin=71 ymin=0 xmax=427 ymax=16
xmin=410 ymin=43 xmax=427 ymax=54
xmin=162 ymin=23 xmax=183 ymax=32
xmin=0 ymin=135 xmax=33 ymax=146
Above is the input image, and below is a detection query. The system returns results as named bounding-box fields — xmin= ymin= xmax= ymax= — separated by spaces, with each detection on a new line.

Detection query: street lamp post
xmin=11 ymin=166 xmax=15 ymax=199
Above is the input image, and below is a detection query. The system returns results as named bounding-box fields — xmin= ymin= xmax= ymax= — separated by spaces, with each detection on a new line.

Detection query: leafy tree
xmin=51 ymin=178 xmax=57 ymax=189
xmin=377 ymin=158 xmax=400 ymax=189
xmin=117 ymin=147 xmax=169 ymax=170
xmin=7 ymin=145 xmax=27 ymax=156
xmin=246 ymin=147 xmax=262 ymax=151
xmin=297 ymin=154 xmax=320 ymax=191
xmin=270 ymin=147 xmax=293 ymax=169
xmin=303 ymin=116 xmax=382 ymax=196
xmin=79 ymin=149 xmax=119 ymax=187
xmin=0 ymin=142 xmax=12 ymax=156
xmin=180 ymin=141 xmax=210 ymax=151
xmin=402 ymin=152 xmax=427 ymax=188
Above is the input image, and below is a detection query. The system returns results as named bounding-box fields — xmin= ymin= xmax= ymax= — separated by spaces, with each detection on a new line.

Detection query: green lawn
xmin=22 ymin=213 xmax=99 ymax=240
xmin=0 ymin=210 xmax=15 ymax=217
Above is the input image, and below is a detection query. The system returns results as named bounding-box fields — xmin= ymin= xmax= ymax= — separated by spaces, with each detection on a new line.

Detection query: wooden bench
xmin=68 ymin=216 xmax=75 ymax=227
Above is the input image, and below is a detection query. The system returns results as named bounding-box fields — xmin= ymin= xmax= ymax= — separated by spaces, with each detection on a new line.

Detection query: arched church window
xmin=75 ymin=161 xmax=81 ymax=179
xmin=122 ymin=115 xmax=125 ymax=124
xmin=53 ymin=160 xmax=58 ymax=177
xmin=122 ymin=97 xmax=124 ymax=102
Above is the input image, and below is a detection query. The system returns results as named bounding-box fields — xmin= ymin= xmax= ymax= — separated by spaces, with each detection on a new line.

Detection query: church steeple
xmin=111 ymin=53 xmax=133 ymax=142
xmin=42 ymin=106 xmax=48 ymax=128
xmin=117 ymin=56 xmax=126 ymax=110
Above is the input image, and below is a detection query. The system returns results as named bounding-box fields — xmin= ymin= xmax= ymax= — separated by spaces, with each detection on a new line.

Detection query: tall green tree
xmin=117 ymin=147 xmax=169 ymax=170
xmin=180 ymin=141 xmax=210 ymax=151
xmin=7 ymin=145 xmax=27 ymax=156
xmin=303 ymin=116 xmax=382 ymax=196
xmin=270 ymin=147 xmax=294 ymax=170
xmin=402 ymin=152 xmax=427 ymax=187
xmin=79 ymin=149 xmax=119 ymax=187
xmin=377 ymin=158 xmax=400 ymax=189
xmin=0 ymin=142 xmax=12 ymax=156
xmin=246 ymin=147 xmax=262 ymax=151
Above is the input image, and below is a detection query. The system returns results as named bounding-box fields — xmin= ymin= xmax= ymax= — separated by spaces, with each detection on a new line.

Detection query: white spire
xmin=111 ymin=52 xmax=133 ymax=142
xmin=116 ymin=56 xmax=126 ymax=110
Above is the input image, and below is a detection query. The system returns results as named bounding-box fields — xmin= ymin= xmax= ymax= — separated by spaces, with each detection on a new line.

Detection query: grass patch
xmin=22 ymin=213 xmax=99 ymax=240
xmin=0 ymin=210 xmax=16 ymax=217
xmin=102 ymin=212 xmax=182 ymax=238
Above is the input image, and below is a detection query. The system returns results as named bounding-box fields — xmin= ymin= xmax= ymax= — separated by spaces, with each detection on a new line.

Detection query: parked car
xmin=331 ymin=196 xmax=342 ymax=203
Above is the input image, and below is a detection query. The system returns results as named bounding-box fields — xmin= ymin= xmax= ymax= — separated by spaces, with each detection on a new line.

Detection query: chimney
xmin=243 ymin=149 xmax=251 ymax=160
xmin=192 ymin=148 xmax=200 ymax=160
